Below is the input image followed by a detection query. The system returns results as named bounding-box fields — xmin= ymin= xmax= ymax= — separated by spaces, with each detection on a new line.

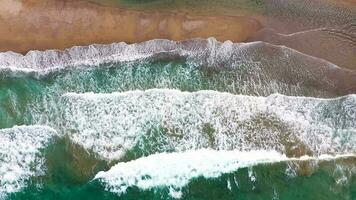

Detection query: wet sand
xmin=0 ymin=0 xmax=261 ymax=53
xmin=0 ymin=0 xmax=355 ymax=71
xmin=250 ymin=25 xmax=356 ymax=70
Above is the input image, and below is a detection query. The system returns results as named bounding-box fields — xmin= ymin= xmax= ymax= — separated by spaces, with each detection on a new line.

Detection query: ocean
xmin=0 ymin=39 xmax=355 ymax=200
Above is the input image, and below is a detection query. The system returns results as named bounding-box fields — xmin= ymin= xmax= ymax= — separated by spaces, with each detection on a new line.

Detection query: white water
xmin=1 ymin=38 xmax=354 ymax=98
xmin=61 ymin=89 xmax=356 ymax=160
xmin=94 ymin=149 xmax=287 ymax=197
xmin=0 ymin=38 xmax=345 ymax=74
xmin=94 ymin=148 xmax=356 ymax=198
xmin=0 ymin=125 xmax=58 ymax=196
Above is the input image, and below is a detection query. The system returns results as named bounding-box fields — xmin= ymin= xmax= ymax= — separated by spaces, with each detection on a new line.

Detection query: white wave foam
xmin=0 ymin=38 xmax=346 ymax=73
xmin=0 ymin=40 xmax=161 ymax=73
xmin=1 ymin=38 xmax=355 ymax=96
xmin=0 ymin=125 xmax=58 ymax=195
xmin=61 ymin=89 xmax=356 ymax=160
xmin=93 ymin=149 xmax=356 ymax=198
xmin=94 ymin=149 xmax=287 ymax=197
xmin=0 ymin=39 xmax=199 ymax=73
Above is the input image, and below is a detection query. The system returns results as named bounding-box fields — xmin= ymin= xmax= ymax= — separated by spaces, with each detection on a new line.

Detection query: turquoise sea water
xmin=0 ymin=40 xmax=355 ymax=200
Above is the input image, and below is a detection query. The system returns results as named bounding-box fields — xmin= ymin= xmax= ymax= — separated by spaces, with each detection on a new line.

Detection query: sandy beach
xmin=0 ymin=0 xmax=262 ymax=53
xmin=0 ymin=0 xmax=355 ymax=69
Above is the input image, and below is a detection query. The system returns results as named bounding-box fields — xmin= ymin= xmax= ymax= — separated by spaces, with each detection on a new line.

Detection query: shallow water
xmin=90 ymin=0 xmax=356 ymax=30
xmin=5 ymin=151 xmax=356 ymax=200
xmin=0 ymin=39 xmax=355 ymax=200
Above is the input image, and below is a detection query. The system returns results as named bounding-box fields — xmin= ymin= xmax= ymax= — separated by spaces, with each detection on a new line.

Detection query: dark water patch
xmin=3 ymin=137 xmax=113 ymax=200
xmin=44 ymin=137 xmax=111 ymax=186
xmin=5 ymin=181 xmax=117 ymax=200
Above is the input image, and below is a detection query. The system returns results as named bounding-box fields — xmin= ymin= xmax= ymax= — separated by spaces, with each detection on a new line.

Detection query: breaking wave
xmin=94 ymin=149 xmax=356 ymax=198
xmin=61 ymin=89 xmax=356 ymax=160
xmin=1 ymin=38 xmax=355 ymax=199
xmin=0 ymin=126 xmax=58 ymax=197
xmin=1 ymin=38 xmax=355 ymax=97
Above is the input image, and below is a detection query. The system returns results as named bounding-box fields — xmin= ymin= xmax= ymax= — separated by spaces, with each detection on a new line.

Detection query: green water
xmin=1 ymin=0 xmax=356 ymax=198
xmin=1 ymin=56 xmax=355 ymax=199
xmin=0 ymin=57 xmax=331 ymax=129
xmin=5 ymin=151 xmax=356 ymax=200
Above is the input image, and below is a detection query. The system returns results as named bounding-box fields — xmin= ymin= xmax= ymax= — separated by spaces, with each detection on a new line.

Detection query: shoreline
xmin=0 ymin=0 xmax=263 ymax=53
xmin=0 ymin=0 xmax=354 ymax=64
xmin=1 ymin=38 xmax=356 ymax=96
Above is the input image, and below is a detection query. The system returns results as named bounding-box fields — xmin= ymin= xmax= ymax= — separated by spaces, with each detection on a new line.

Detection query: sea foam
xmin=61 ymin=89 xmax=356 ymax=160
xmin=0 ymin=38 xmax=332 ymax=72
xmin=94 ymin=149 xmax=287 ymax=198
xmin=0 ymin=125 xmax=58 ymax=196
xmin=94 ymin=149 xmax=356 ymax=198
xmin=1 ymin=38 xmax=355 ymax=96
